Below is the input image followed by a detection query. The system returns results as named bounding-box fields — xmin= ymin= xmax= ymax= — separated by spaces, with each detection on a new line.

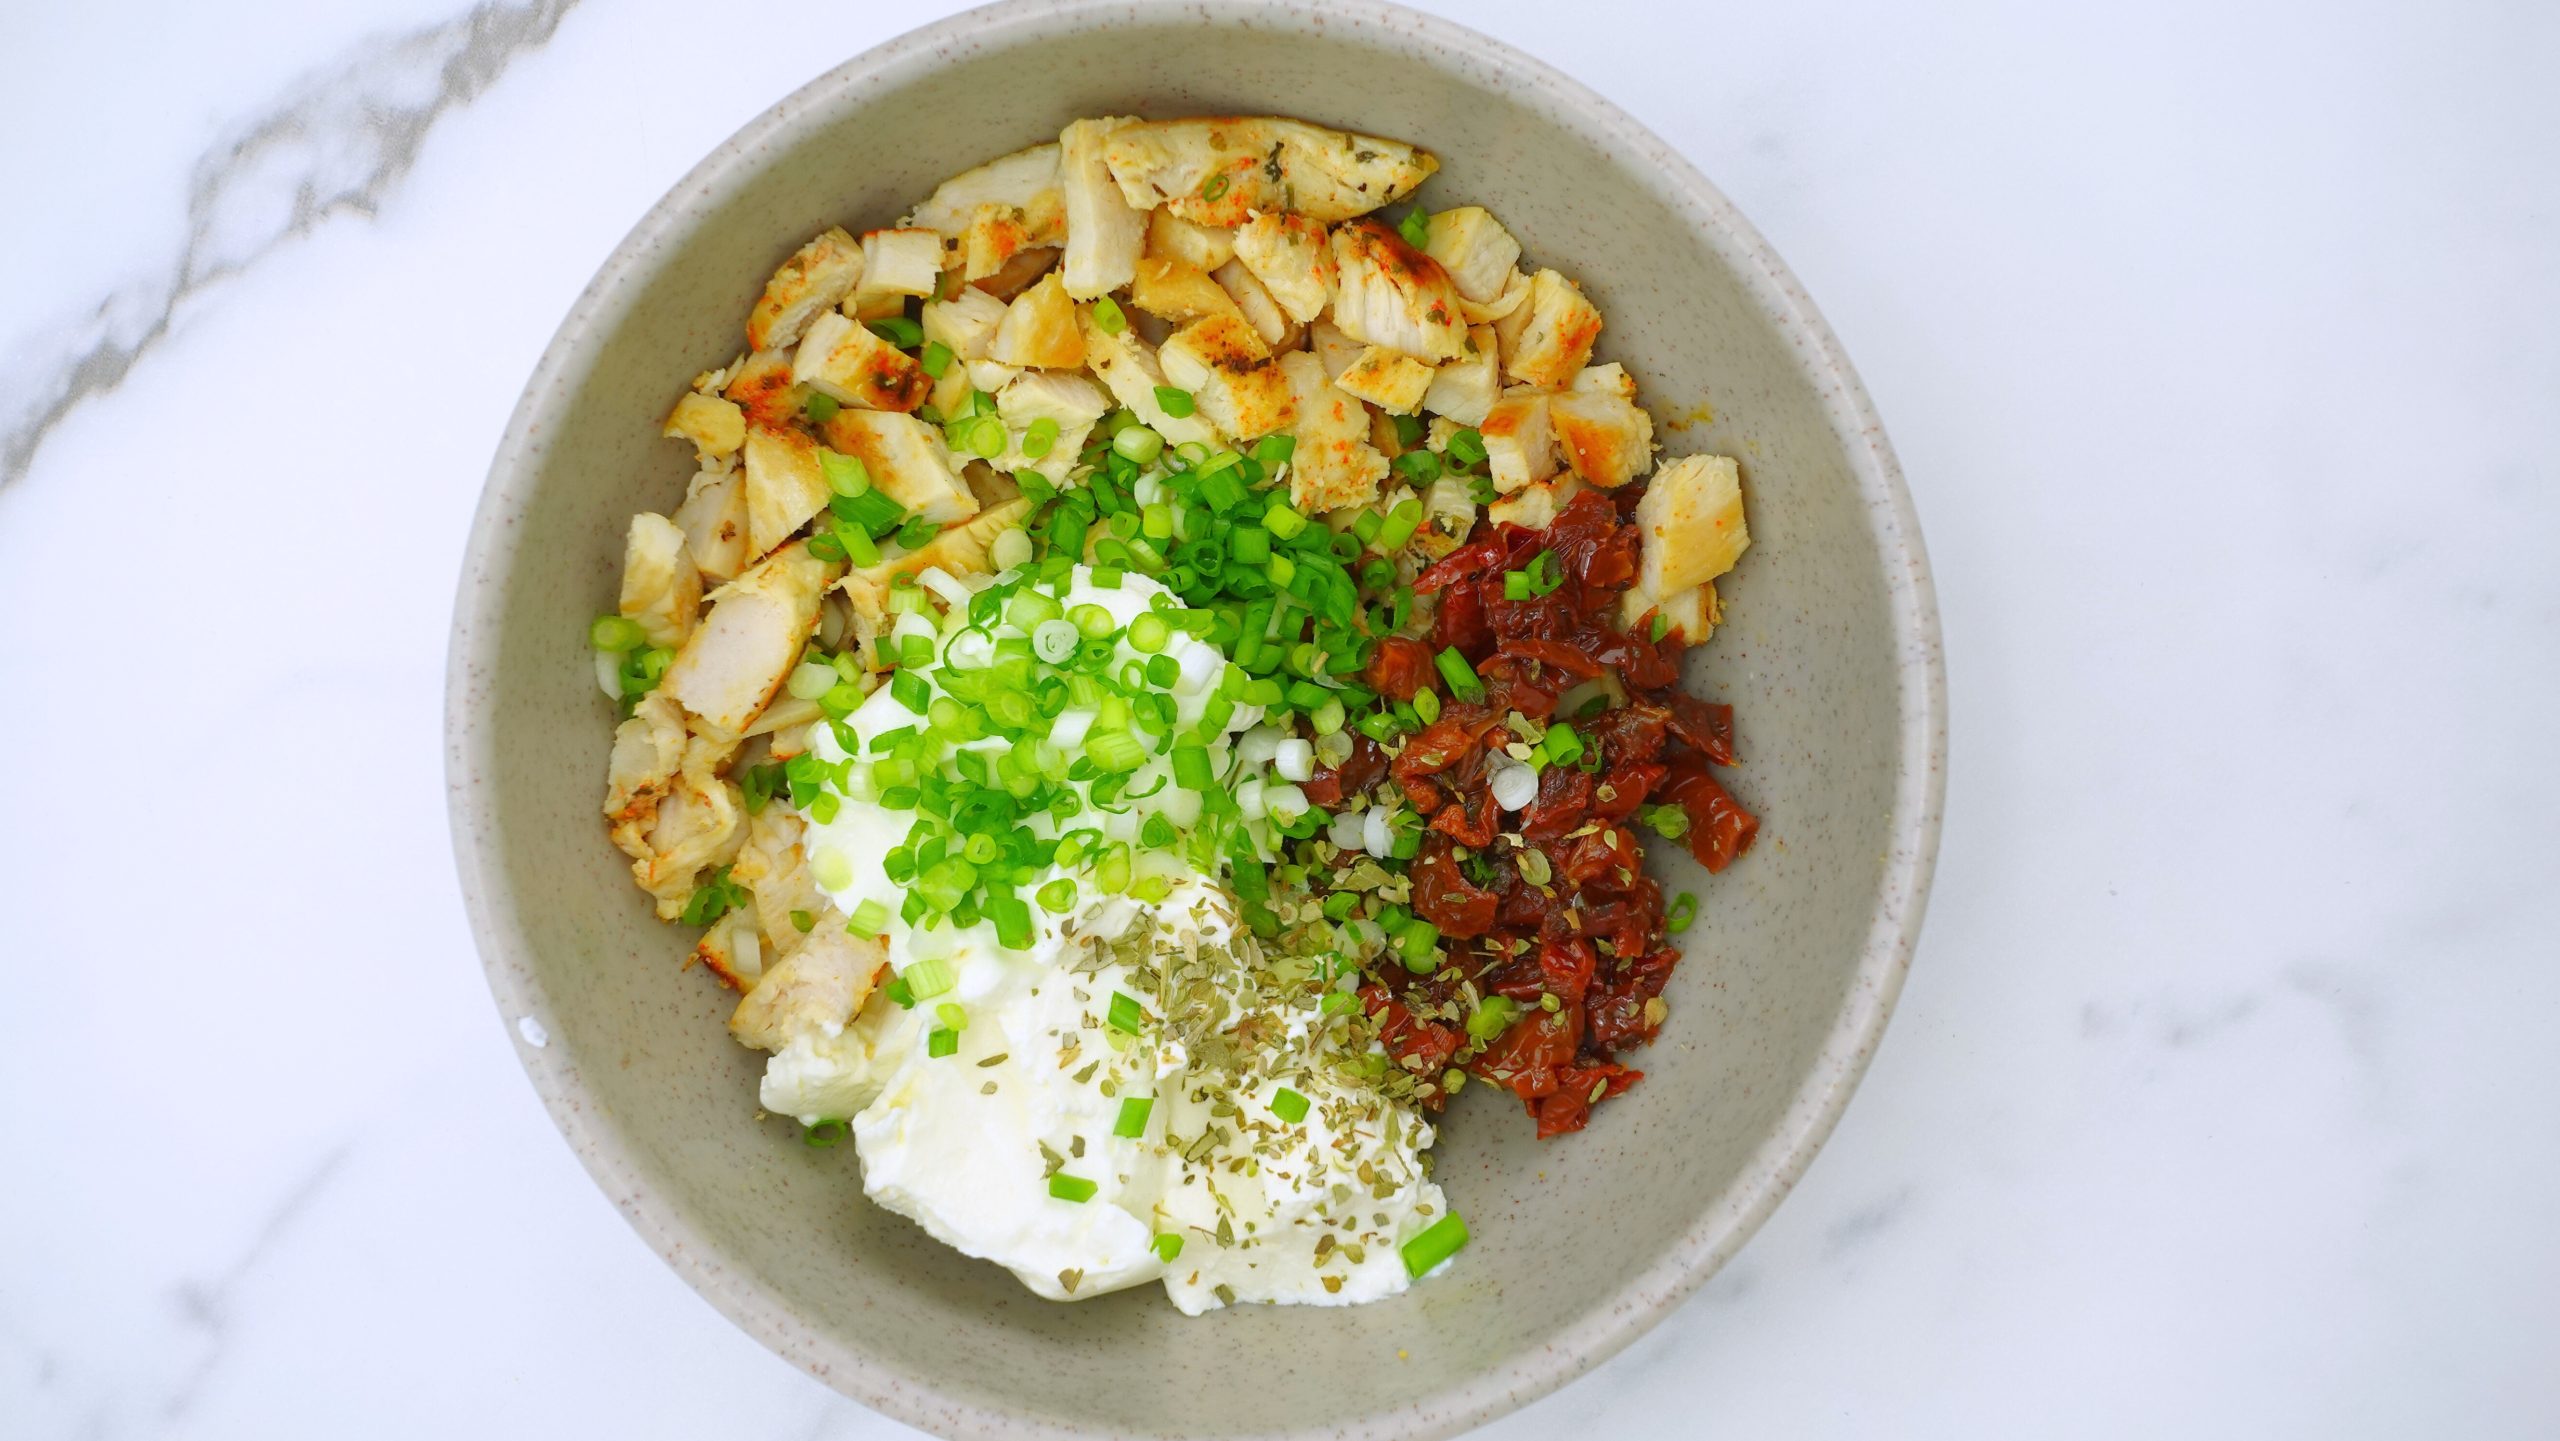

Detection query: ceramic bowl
xmin=447 ymin=1 xmax=1944 ymax=1435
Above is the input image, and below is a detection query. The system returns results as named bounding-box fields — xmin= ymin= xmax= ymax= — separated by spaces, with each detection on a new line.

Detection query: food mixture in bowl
xmin=590 ymin=115 xmax=1757 ymax=1315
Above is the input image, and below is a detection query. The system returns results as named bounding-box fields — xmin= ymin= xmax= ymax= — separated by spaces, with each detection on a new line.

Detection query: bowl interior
xmin=450 ymin=4 xmax=1937 ymax=1437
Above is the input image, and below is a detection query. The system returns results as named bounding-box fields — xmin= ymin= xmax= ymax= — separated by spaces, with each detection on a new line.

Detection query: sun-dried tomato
xmin=1532 ymin=1063 xmax=1642 ymax=1138
xmin=1363 ymin=636 xmax=1438 ymax=703
xmin=1410 ymin=838 xmax=1499 ymax=939
xmin=1364 ymin=985 xmax=1460 ymax=1077
xmin=1429 ymin=580 xmax=1494 ymax=658
xmin=1520 ymin=763 xmax=1595 ymax=841
xmin=1591 ymin=760 xmax=1665 ymax=824
xmin=1585 ymin=700 xmax=1670 ymax=767
xmin=1666 ymin=693 xmax=1741 ymax=766
xmin=1478 ymin=655 xmax=1562 ymax=722
xmin=1658 ymin=755 xmax=1760 ymax=871
xmin=1549 ymin=823 xmax=1642 ymax=889
xmin=1499 ymin=637 xmax=1606 ymax=680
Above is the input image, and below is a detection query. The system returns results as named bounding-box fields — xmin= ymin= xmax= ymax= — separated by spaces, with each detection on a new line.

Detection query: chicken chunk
xmin=987 ymin=272 xmax=1086 ymax=370
xmin=1463 ymin=265 xmax=1534 ymax=326
xmin=1079 ymin=309 xmax=1223 ymax=450
xmin=661 ymin=540 xmax=840 ymax=737
xmin=1060 ymin=116 xmax=1147 ymax=299
xmin=1479 ymin=390 xmax=1558 ymax=492
xmin=1212 ymin=259 xmax=1301 ymax=352
xmin=1230 ymin=212 xmax=1335 ymax=324
xmin=972 ymin=245 xmax=1059 ymax=302
xmin=604 ymin=689 xmax=686 ymax=824
xmin=1102 ymin=117 xmax=1437 ymax=226
xmin=1633 ymin=453 xmax=1749 ymax=597
xmin=819 ymin=410 xmax=979 ymax=526
xmin=1278 ymin=350 xmax=1388 ymax=513
xmin=921 ymin=285 xmax=1008 ymax=414
xmin=1619 ymin=579 xmax=1719 ymax=645
xmin=904 ymin=142 xmax=1068 ymax=281
xmin=1419 ymin=325 xmax=1499 ymax=426
xmin=695 ymin=910 xmax=766 ymax=992
xmin=1501 ymin=269 xmax=1604 ymax=388
xmin=619 ymin=512 xmax=701 ymax=649
xmin=662 ymin=391 xmax=745 ymax=461
xmin=613 ymin=757 xmax=748 ymax=921
xmin=1329 ymin=218 xmax=1467 ymax=361
xmin=1130 ymin=257 xmax=1247 ymax=327
xmin=1422 ymin=207 xmax=1522 ymax=305
xmin=746 ymin=227 xmax=865 ymax=352
xmin=1334 ymin=346 xmax=1435 ymax=414
xmin=850 ymin=227 xmax=945 ymax=311
xmin=1146 ymin=208 xmax=1236 ymax=271
xmin=793 ymin=310 xmax=929 ymax=414
xmin=672 ymin=460 xmax=749 ymax=582
xmin=839 ymin=497 xmax=1037 ymax=633
xmin=1308 ymin=317 xmax=1363 ymax=381
xmin=730 ymin=928 xmax=892 ymax=1052
xmin=1487 ymin=472 xmax=1585 ymax=530
xmin=741 ymin=425 xmax=831 ymax=560
xmin=1570 ymin=361 xmax=1637 ymax=401
xmin=995 ymin=371 xmax=1110 ymax=484
xmin=1549 ymin=386 xmax=1655 ymax=487
xmin=731 ymin=805 xmax=822 ymax=948
xmin=1160 ymin=314 xmax=1294 ymax=441
xmin=722 ymin=348 xmax=804 ymax=431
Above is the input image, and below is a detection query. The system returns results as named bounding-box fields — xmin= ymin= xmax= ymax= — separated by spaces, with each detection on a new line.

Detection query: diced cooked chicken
xmin=987 ymin=272 xmax=1086 ymax=370
xmin=1487 ymin=472 xmax=1585 ymax=530
xmin=1419 ymin=325 xmax=1499 ymax=425
xmin=619 ymin=512 xmax=701 ymax=649
xmin=731 ymin=805 xmax=821 ymax=947
xmin=1160 ymin=314 xmax=1294 ymax=440
xmin=921 ymin=286 xmax=1008 ymax=414
xmin=1421 ymin=207 xmax=1522 ymax=305
xmin=1212 ymin=259 xmax=1301 ymax=352
xmin=743 ymin=695 xmax=822 ymax=745
xmin=1618 ymin=579 xmax=1719 ymax=645
xmin=1501 ymin=269 xmax=1604 ymax=388
xmin=730 ymin=928 xmax=892 ymax=1052
xmin=662 ymin=391 xmax=745 ymax=461
xmin=1060 ymin=116 xmax=1147 ymax=299
xmin=604 ymin=689 xmax=686 ymax=824
xmin=722 ymin=348 xmax=804 ymax=430
xmin=1480 ymin=391 xmax=1559 ymax=492
xmin=1329 ymin=219 xmax=1467 ymax=361
xmin=661 ymin=540 xmax=840 ymax=737
xmin=1308 ymin=317 xmax=1363 ymax=381
xmin=995 ymin=371 xmax=1110 ymax=483
xmin=740 ymin=425 xmax=830 ymax=560
xmin=838 ymin=497 xmax=1038 ymax=633
xmin=1633 ymin=453 xmax=1749 ymax=598
xmin=695 ymin=909 xmax=765 ymax=991
xmin=1146 ymin=209 xmax=1236 ymax=271
xmin=672 ymin=460 xmax=749 ymax=582
xmin=1278 ymin=350 xmax=1388 ymax=513
xmin=847 ymin=227 xmax=944 ymax=316
xmin=1102 ymin=117 xmax=1436 ymax=226
xmin=818 ymin=410 xmax=979 ymax=525
xmin=1335 ymin=346 xmax=1435 ymax=414
xmin=972 ymin=246 xmax=1059 ymax=302
xmin=1079 ymin=309 xmax=1223 ymax=450
xmin=904 ymin=143 xmax=1068 ymax=281
xmin=1230 ymin=212 xmax=1335 ymax=324
xmin=1463 ymin=265 xmax=1534 ymax=326
xmin=1549 ymin=386 xmax=1655 ymax=487
xmin=1130 ymin=257 xmax=1246 ymax=326
xmin=746 ymin=227 xmax=865 ymax=352
xmin=792 ymin=311 xmax=929 ymax=414
xmin=612 ymin=756 xmax=748 ymax=921
xmin=1571 ymin=361 xmax=1637 ymax=401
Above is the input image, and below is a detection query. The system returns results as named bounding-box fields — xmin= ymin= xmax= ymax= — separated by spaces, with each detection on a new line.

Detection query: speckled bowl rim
xmin=446 ymin=1 xmax=1946 ymax=1435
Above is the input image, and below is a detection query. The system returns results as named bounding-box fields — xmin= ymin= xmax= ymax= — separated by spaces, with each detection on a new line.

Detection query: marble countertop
xmin=5 ymin=1 xmax=2555 ymax=1436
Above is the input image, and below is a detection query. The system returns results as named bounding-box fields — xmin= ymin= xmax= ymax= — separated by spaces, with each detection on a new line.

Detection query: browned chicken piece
xmin=661 ymin=540 xmax=840 ymax=737
xmin=745 ymin=227 xmax=864 ymax=352
xmin=903 ymin=142 xmax=1068 ymax=282
xmin=1102 ymin=117 xmax=1436 ymax=226
xmin=1130 ymin=257 xmax=1247 ymax=327
xmin=721 ymin=348 xmax=804 ymax=431
xmin=1419 ymin=325 xmax=1499 ymax=426
xmin=730 ymin=929 xmax=892 ymax=1051
xmin=1480 ymin=390 xmax=1559 ymax=492
xmin=792 ymin=311 xmax=928 ymax=414
xmin=1079 ymin=309 xmax=1223 ymax=450
xmin=741 ymin=425 xmax=831 ymax=560
xmin=1328 ymin=219 xmax=1467 ymax=361
xmin=1146 ymin=208 xmax=1236 ymax=271
xmin=662 ymin=391 xmax=745 ymax=461
xmin=1549 ymin=386 xmax=1656 ymax=487
xmin=819 ymin=410 xmax=980 ymax=526
xmin=1060 ymin=117 xmax=1148 ymax=299
xmin=1420 ymin=206 xmax=1522 ymax=305
xmin=1500 ymin=269 xmax=1604 ymax=388
xmin=1277 ymin=350 xmax=1387 ymax=513
xmin=1159 ymin=313 xmax=1294 ymax=440
xmin=1230 ymin=212 xmax=1335 ymax=324
xmin=672 ymin=461 xmax=748 ymax=583
xmin=618 ymin=512 xmax=701 ymax=649
xmin=987 ymin=272 xmax=1087 ymax=370
xmin=1333 ymin=346 xmax=1435 ymax=414
xmin=1212 ymin=259 xmax=1302 ymax=352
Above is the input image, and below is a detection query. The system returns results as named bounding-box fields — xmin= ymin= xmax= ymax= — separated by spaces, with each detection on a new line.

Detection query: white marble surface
xmin=4 ymin=0 xmax=2555 ymax=1435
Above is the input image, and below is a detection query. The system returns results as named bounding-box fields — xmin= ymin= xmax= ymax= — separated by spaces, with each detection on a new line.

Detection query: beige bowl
xmin=446 ymin=2 xmax=1944 ymax=1435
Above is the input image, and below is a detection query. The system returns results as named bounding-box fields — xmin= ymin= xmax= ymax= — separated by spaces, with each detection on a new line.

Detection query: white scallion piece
xmin=1489 ymin=758 xmax=1538 ymax=811
xmin=1273 ymin=738 xmax=1314 ymax=783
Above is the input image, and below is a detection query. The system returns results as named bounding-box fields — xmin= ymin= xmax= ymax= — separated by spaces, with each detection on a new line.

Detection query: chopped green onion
xmin=1401 ymin=1212 xmax=1468 ymax=1277
xmin=1651 ymin=610 xmax=1673 ymax=642
xmin=936 ymin=1001 xmax=968 ymax=1031
xmin=919 ymin=339 xmax=954 ymax=377
xmin=1666 ymin=891 xmax=1699 ymax=933
xmin=1128 ymin=613 xmax=1171 ymax=653
xmin=928 ymin=1026 xmax=959 ymax=1058
xmin=1171 ymin=744 xmax=1214 ymax=790
xmin=1253 ymin=434 xmax=1296 ymax=470
xmin=1262 ymin=499 xmax=1309 ymax=539
xmin=803 ymin=391 xmax=841 ymax=423
xmin=1037 ymin=877 xmax=1078 ymax=913
xmin=1446 ymin=427 xmax=1487 ymax=466
xmin=1106 ymin=992 xmax=1145 ymax=1034
xmin=1411 ymin=687 xmax=1441 ymax=724
xmin=1467 ymin=995 xmax=1518 ymax=1043
xmin=1435 ymin=646 xmax=1485 ymax=704
xmin=904 ymin=956 xmax=956 ymax=1000
xmin=1113 ymin=1096 xmax=1153 ymax=1138
xmin=1070 ymin=603 xmax=1118 ymax=639
xmin=890 ymin=669 xmax=931 ymax=714
xmin=803 ymin=1119 xmax=849 ymax=1148
xmin=1153 ymin=385 xmax=1197 ymax=418
xmin=1376 ymin=497 xmax=1425 ymax=551
xmin=1023 ymin=415 xmax=1061 ymax=459
xmin=1393 ymin=448 xmax=1442 ymax=486
xmin=848 ymin=899 xmax=891 ymax=939
xmin=867 ymin=316 xmax=924 ymax=348
xmin=1397 ymin=207 xmax=1432 ymax=249
xmin=1093 ymin=295 xmax=1127 ymax=333
xmin=820 ymin=449 xmax=872 ymax=497
xmin=1544 ymin=721 xmax=1585 ymax=768
xmin=1391 ymin=413 xmax=1426 ymax=448
xmin=1152 ymin=1233 xmax=1184 ymax=1262
xmin=1113 ymin=424 xmax=1164 ymax=463
xmin=1200 ymin=172 xmax=1231 ymax=201
xmin=1270 ymin=1087 xmax=1310 ymax=1124
xmin=1048 ymin=1174 xmax=1098 ymax=1203
xmin=589 ymin=615 xmax=645 ymax=652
